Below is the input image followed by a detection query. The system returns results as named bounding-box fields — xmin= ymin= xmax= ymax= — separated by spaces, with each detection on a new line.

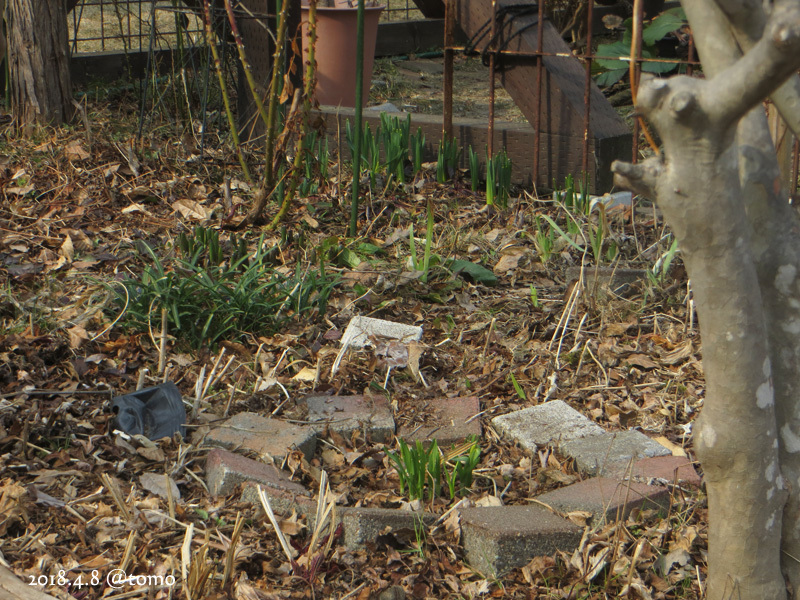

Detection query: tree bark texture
xmin=7 ymin=0 xmax=74 ymax=127
xmin=612 ymin=1 xmax=800 ymax=597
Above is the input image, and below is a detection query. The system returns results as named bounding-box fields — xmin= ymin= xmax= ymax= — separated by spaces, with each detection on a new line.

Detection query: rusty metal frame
xmin=441 ymin=0 xmax=799 ymax=195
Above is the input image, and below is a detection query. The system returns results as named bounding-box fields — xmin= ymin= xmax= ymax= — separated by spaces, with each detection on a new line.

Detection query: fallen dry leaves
xmin=0 ymin=96 xmax=705 ymax=599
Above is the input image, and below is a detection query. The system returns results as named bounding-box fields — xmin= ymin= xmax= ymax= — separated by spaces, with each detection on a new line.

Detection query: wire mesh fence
xmin=68 ymin=0 xmax=205 ymax=53
xmin=67 ymin=0 xmax=423 ymax=54
xmin=65 ymin=0 xmax=799 ymax=193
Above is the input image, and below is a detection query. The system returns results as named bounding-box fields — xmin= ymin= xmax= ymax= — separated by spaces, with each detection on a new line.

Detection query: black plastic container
xmin=111 ymin=382 xmax=187 ymax=440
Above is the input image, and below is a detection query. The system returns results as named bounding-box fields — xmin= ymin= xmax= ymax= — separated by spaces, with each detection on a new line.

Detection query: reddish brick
xmin=240 ymin=482 xmax=316 ymax=517
xmin=203 ymin=411 xmax=316 ymax=462
xmin=626 ymin=455 xmax=702 ymax=488
xmin=305 ymin=394 xmax=394 ymax=442
xmin=400 ymin=396 xmax=482 ymax=445
xmin=535 ymin=477 xmax=669 ymax=526
xmin=205 ymin=448 xmax=310 ymax=498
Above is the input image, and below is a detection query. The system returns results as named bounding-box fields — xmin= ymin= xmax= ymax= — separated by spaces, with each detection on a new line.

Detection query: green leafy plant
xmin=556 ymin=173 xmax=591 ymax=217
xmin=491 ymin=149 xmax=512 ymax=208
xmin=346 ymin=120 xmax=380 ymax=187
xmin=594 ymin=8 xmax=688 ymax=87
xmin=411 ymin=127 xmax=426 ymax=175
xmin=532 ymin=215 xmax=556 ymax=263
xmin=384 ymin=127 xmax=407 ymax=186
xmin=530 ymin=284 xmax=540 ymax=308
xmin=110 ymin=227 xmax=338 ymax=349
xmin=386 ymin=439 xmax=441 ymax=502
xmin=380 ymin=113 xmax=411 ymax=186
xmin=509 ymin=371 xmax=526 ymax=401
xmin=436 ymin=136 xmax=460 ymax=183
xmin=388 ymin=437 xmax=482 ymax=502
xmin=587 ymin=201 xmax=619 ymax=264
xmin=443 ymin=438 xmax=481 ymax=499
xmin=408 ymin=201 xmax=436 ymax=282
xmin=301 ymin=129 xmax=330 ymax=185
xmin=484 ymin=148 xmax=514 ymax=208
xmin=647 ymin=237 xmax=680 ymax=286
xmin=468 ymin=146 xmax=480 ymax=192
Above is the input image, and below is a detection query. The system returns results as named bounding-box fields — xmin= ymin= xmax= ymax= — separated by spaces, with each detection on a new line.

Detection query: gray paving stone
xmin=339 ymin=507 xmax=435 ymax=551
xmin=535 ymin=477 xmax=670 ymax=526
xmin=305 ymin=394 xmax=394 ymax=443
xmin=491 ymin=400 xmax=605 ymax=454
xmin=560 ymin=430 xmax=671 ymax=476
xmin=400 ymin=396 xmax=482 ymax=445
xmin=459 ymin=505 xmax=582 ymax=577
xmin=203 ymin=412 xmax=316 ymax=462
xmin=205 ymin=448 xmax=310 ymax=498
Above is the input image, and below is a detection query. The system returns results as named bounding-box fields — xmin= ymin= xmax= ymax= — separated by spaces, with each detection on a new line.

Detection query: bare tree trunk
xmin=694 ymin=4 xmax=800 ymax=590
xmin=6 ymin=0 xmax=73 ymax=127
xmin=612 ymin=0 xmax=800 ymax=597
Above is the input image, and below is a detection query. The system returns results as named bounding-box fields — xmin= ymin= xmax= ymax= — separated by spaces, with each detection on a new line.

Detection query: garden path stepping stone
xmin=560 ymin=430 xmax=671 ymax=476
xmin=491 ymin=400 xmax=604 ymax=454
xmin=239 ymin=482 xmax=316 ymax=518
xmin=535 ymin=477 xmax=670 ymax=526
xmin=459 ymin=505 xmax=582 ymax=577
xmin=339 ymin=507 xmax=436 ymax=552
xmin=205 ymin=448 xmax=310 ymax=498
xmin=400 ymin=396 xmax=481 ymax=445
xmin=304 ymin=393 xmax=394 ymax=442
xmin=618 ymin=455 xmax=702 ymax=488
xmin=203 ymin=411 xmax=316 ymax=462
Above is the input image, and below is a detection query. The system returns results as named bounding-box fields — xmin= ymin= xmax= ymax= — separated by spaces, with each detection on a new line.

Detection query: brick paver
xmin=535 ymin=477 xmax=670 ymax=526
xmin=305 ymin=394 xmax=394 ymax=443
xmin=205 ymin=448 xmax=310 ymax=497
xmin=459 ymin=505 xmax=582 ymax=577
xmin=559 ymin=430 xmax=671 ymax=476
xmin=203 ymin=412 xmax=316 ymax=462
xmin=400 ymin=396 xmax=482 ymax=445
xmin=491 ymin=400 xmax=605 ymax=454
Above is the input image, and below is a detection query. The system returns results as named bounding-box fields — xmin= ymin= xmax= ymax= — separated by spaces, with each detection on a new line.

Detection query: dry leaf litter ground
xmin=0 ymin=69 xmax=705 ymax=600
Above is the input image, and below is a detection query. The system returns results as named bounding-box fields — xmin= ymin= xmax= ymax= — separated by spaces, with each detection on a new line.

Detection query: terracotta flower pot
xmin=301 ymin=3 xmax=385 ymax=108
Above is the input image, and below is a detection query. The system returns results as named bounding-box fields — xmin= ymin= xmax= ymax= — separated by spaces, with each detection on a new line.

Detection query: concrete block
xmin=205 ymin=448 xmax=310 ymax=498
xmin=400 ymin=396 xmax=481 ymax=445
xmin=203 ymin=412 xmax=316 ymax=462
xmin=305 ymin=394 xmax=394 ymax=443
xmin=459 ymin=505 xmax=582 ymax=577
xmin=560 ymin=430 xmax=671 ymax=476
xmin=535 ymin=477 xmax=670 ymax=526
xmin=491 ymin=400 xmax=605 ymax=454
xmin=339 ymin=507 xmax=435 ymax=551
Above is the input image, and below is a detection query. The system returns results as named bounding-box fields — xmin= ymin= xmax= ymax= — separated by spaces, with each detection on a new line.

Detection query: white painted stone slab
xmin=331 ymin=316 xmax=423 ymax=375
